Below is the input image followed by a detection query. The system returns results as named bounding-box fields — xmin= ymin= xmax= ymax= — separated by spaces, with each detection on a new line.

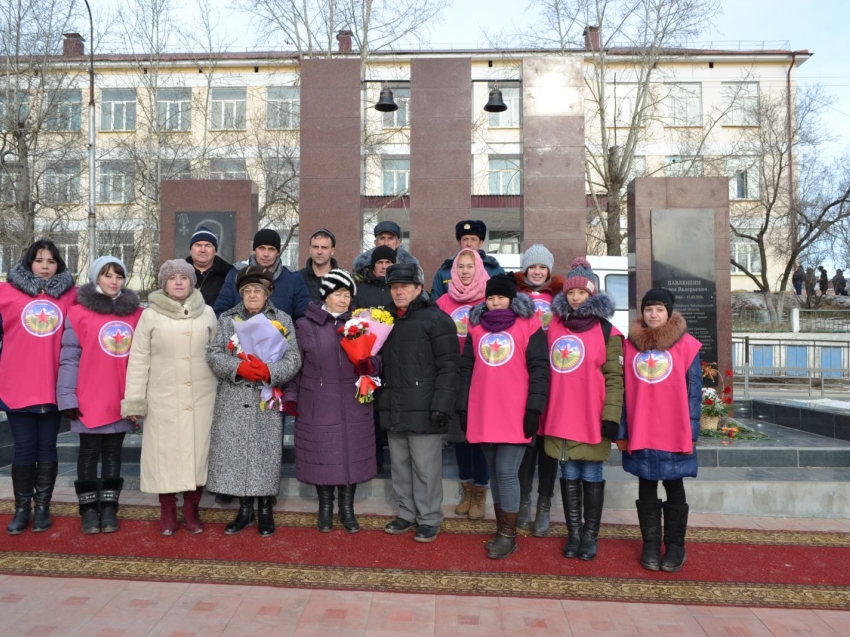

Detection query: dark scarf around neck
xmin=480 ymin=308 xmax=516 ymax=333
xmin=564 ymin=313 xmax=599 ymax=333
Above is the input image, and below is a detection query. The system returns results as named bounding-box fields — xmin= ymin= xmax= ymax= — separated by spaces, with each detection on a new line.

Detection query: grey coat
xmin=205 ymin=303 xmax=302 ymax=496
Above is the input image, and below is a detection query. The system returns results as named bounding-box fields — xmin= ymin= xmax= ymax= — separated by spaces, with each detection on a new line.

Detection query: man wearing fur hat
xmin=431 ymin=220 xmax=505 ymax=301
xmin=352 ymin=221 xmax=420 ymax=284
xmin=185 ymin=226 xmax=235 ymax=307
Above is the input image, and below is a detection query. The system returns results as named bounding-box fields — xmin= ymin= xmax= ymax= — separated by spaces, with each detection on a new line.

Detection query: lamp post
xmin=83 ymin=0 xmax=96 ymax=267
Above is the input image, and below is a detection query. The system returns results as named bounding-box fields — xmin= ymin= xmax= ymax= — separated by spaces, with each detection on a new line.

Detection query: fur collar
xmin=627 ymin=311 xmax=688 ymax=352
xmin=353 ymin=246 xmax=419 ymax=274
xmin=7 ymin=263 xmax=75 ymax=299
xmin=469 ymin=293 xmax=534 ymax=325
xmin=147 ymin=288 xmax=206 ymax=320
xmin=551 ymin=291 xmax=615 ymax=321
xmin=515 ymin=272 xmax=566 ymax=295
xmin=76 ymin=284 xmax=141 ymax=316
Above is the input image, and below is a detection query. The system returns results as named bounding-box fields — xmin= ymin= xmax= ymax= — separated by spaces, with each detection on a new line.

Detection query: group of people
xmin=792 ymin=264 xmax=847 ymax=297
xmin=0 ymin=218 xmax=702 ymax=573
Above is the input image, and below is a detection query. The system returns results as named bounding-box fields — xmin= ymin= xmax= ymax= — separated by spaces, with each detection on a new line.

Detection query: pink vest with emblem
xmin=542 ymin=319 xmax=622 ymax=444
xmin=436 ymin=294 xmax=483 ymax=345
xmin=68 ymin=303 xmax=143 ymax=428
xmin=466 ymin=316 xmax=539 ymax=444
xmin=623 ymin=334 xmax=702 ymax=453
xmin=0 ymin=283 xmax=77 ymax=409
xmin=526 ymin=290 xmax=555 ymax=331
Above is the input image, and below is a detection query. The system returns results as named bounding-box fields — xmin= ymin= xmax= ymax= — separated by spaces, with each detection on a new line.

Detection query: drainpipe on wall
xmin=787 ymin=52 xmax=797 ymax=253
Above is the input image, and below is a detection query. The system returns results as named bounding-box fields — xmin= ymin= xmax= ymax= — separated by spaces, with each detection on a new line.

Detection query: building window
xmin=44 ymin=161 xmax=81 ymax=204
xmin=666 ymin=83 xmax=701 ymax=127
xmin=157 ymin=88 xmax=192 ymax=131
xmin=0 ymin=243 xmax=23 ymax=275
xmin=160 ymin=159 xmax=192 ymax=181
xmin=0 ymin=164 xmax=22 ymax=203
xmin=723 ymin=82 xmax=759 ymax=126
xmin=210 ymin=158 xmax=247 ymax=180
xmin=0 ymin=94 xmax=28 ymax=130
xmin=382 ymin=158 xmax=409 ymax=196
xmin=266 ymin=87 xmax=300 ymax=130
xmin=605 ymin=83 xmax=639 ymax=127
xmin=265 ymin=158 xmax=299 ymax=203
xmin=488 ymin=84 xmax=521 ymax=128
xmin=51 ymin=231 xmax=80 ymax=275
xmin=730 ymin=229 xmax=762 ymax=274
xmin=381 ymin=87 xmax=410 ymax=129
xmin=210 ymin=88 xmax=246 ymax=130
xmin=45 ymin=89 xmax=82 ymax=132
xmin=99 ymin=161 xmax=135 ymax=204
xmin=100 ymin=89 xmax=136 ymax=131
xmin=488 ymin=157 xmax=521 ymax=195
xmin=726 ymin=157 xmax=760 ymax=200
xmin=665 ymin=156 xmax=703 ymax=177
xmin=98 ymin=231 xmax=136 ymax=274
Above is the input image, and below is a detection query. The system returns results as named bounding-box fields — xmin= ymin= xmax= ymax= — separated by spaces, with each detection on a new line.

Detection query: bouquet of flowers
xmin=338 ymin=308 xmax=394 ymax=404
xmin=700 ymin=362 xmax=733 ymax=418
xmin=232 ymin=314 xmax=290 ymax=411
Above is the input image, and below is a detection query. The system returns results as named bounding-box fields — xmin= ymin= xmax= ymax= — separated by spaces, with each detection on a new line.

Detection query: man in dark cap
xmin=213 ymin=228 xmax=311 ymax=320
xmin=430 ymin=219 xmax=505 ymax=301
xmin=354 ymin=245 xmax=396 ymax=310
xmin=352 ymin=220 xmax=420 ymax=283
xmin=379 ymin=263 xmax=459 ymax=543
xmin=299 ymin=228 xmax=339 ymax=302
xmin=185 ymin=226 xmax=235 ymax=307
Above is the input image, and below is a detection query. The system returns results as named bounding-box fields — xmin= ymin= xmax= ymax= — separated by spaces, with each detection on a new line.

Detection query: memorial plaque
xmin=173 ymin=211 xmax=236 ymax=264
xmin=650 ymin=208 xmax=718 ymax=374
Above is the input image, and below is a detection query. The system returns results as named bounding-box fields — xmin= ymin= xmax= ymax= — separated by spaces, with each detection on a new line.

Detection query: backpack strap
xmin=600 ymin=318 xmax=613 ymax=345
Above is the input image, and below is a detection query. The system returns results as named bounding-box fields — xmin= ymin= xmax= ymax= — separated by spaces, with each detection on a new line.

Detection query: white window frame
xmin=488 ymin=84 xmax=521 ymax=128
xmin=210 ymin=88 xmax=247 ymax=131
xmin=100 ymin=89 xmax=136 ymax=131
xmin=156 ymin=88 xmax=192 ymax=131
xmin=98 ymin=161 xmax=135 ymax=204
xmin=723 ymin=83 xmax=759 ymax=127
xmin=731 ymin=229 xmax=762 ymax=274
xmin=382 ymin=157 xmax=410 ymax=196
xmin=605 ymin=83 xmax=639 ymax=127
xmin=44 ymin=160 xmax=81 ymax=204
xmin=46 ymin=89 xmax=82 ymax=132
xmin=726 ymin=157 xmax=761 ymax=200
xmin=381 ymin=86 xmax=410 ymax=129
xmin=666 ymin=83 xmax=702 ymax=127
xmin=488 ymin=157 xmax=522 ymax=195
xmin=209 ymin=158 xmax=248 ymax=180
xmin=266 ymin=87 xmax=300 ymax=130
xmin=265 ymin=158 xmax=299 ymax=202
xmin=0 ymin=94 xmax=28 ymax=130
xmin=97 ymin=230 xmax=136 ymax=275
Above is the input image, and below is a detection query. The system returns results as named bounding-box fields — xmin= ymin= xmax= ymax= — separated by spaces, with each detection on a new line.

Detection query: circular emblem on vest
xmin=532 ymin=298 xmax=552 ymax=330
xmin=477 ymin=331 xmax=515 ymax=367
xmin=550 ymin=335 xmax=584 ymax=373
xmin=99 ymin=321 xmax=135 ymax=357
xmin=633 ymin=349 xmax=673 ymax=384
xmin=21 ymin=300 xmax=62 ymax=337
xmin=450 ymin=305 xmax=471 ymax=336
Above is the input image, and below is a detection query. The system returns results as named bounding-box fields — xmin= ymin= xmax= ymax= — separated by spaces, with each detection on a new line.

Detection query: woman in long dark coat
xmin=283 ymin=269 xmax=378 ymax=533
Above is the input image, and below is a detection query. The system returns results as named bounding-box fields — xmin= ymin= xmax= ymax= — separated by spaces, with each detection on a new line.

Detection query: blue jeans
xmin=455 ymin=441 xmax=489 ymax=486
xmin=8 ymin=410 xmax=62 ymax=464
xmin=560 ymin=459 xmax=604 ymax=482
xmin=479 ymin=443 xmax=526 ymax=513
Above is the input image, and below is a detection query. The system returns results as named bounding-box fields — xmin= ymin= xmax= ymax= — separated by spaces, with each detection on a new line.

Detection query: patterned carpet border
xmin=0 ymin=551 xmax=847 ymax=609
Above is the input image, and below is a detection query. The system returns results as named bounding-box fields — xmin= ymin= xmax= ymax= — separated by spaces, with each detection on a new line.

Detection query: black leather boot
xmin=516 ymin=494 xmax=532 ymax=531
xmin=532 ymin=495 xmax=552 ymax=537
xmin=32 ymin=462 xmax=58 ymax=532
xmin=99 ymin=477 xmax=123 ymax=533
xmin=7 ymin=465 xmax=35 ymax=535
xmin=578 ymin=480 xmax=605 ymax=561
xmin=561 ymin=479 xmax=583 ymax=558
xmin=316 ymin=485 xmax=335 ymax=532
xmin=257 ymin=497 xmax=275 ymax=537
xmin=224 ymin=497 xmax=255 ymax=535
xmin=75 ymin=479 xmax=100 ymax=534
xmin=337 ymin=484 xmax=359 ymax=533
xmin=636 ymin=499 xmax=663 ymax=571
xmin=660 ymin=503 xmax=689 ymax=572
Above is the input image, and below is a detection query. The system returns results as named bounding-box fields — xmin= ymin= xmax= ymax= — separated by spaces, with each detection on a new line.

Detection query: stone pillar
xmin=299 ymin=58 xmax=362 ymax=272
xmin=409 ymin=58 xmax=472 ymax=286
xmin=522 ymin=57 xmax=586 ymax=269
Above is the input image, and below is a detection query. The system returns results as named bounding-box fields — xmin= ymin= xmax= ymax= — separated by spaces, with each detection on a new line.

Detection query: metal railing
xmin=798 ymin=310 xmax=850 ymax=333
xmin=732 ymin=308 xmax=790 ymax=332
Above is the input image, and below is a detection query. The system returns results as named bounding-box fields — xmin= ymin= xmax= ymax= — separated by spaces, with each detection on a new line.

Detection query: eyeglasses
xmin=242 ymin=285 xmax=267 ymax=296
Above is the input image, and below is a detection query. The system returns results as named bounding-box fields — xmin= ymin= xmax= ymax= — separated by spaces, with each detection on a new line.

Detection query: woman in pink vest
xmin=0 ymin=239 xmax=76 ymax=534
xmin=457 ymin=274 xmax=549 ymax=559
xmin=541 ymin=258 xmax=624 ymax=561
xmin=435 ymin=248 xmax=491 ymax=520
xmin=616 ymin=288 xmax=702 ymax=573
xmin=57 ymin=256 xmax=142 ymax=534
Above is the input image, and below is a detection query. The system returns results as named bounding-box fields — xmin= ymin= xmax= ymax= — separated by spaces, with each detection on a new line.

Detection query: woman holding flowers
xmin=283 ymin=269 xmax=379 ymax=533
xmin=206 ymin=266 xmax=302 ymax=537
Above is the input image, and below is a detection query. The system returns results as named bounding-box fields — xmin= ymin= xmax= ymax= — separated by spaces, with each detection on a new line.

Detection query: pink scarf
xmin=449 ymin=249 xmax=489 ymax=303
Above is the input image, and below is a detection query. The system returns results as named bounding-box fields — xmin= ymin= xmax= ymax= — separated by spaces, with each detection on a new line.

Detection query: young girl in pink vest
xmin=542 ymin=258 xmax=624 ymax=561
xmin=457 ymin=274 xmax=549 ymax=559
xmin=435 ymin=248 xmax=491 ymax=520
xmin=0 ymin=239 xmax=76 ymax=534
xmin=57 ymin=256 xmax=143 ymax=534
xmin=616 ymin=288 xmax=702 ymax=573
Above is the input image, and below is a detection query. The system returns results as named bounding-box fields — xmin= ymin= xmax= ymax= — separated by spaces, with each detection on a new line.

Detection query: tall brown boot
xmin=487 ymin=511 xmax=518 ymax=560
xmin=486 ymin=503 xmax=503 ymax=551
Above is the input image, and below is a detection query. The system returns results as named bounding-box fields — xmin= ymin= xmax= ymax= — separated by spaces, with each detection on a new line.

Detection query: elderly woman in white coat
xmin=122 ymin=260 xmax=217 ymax=536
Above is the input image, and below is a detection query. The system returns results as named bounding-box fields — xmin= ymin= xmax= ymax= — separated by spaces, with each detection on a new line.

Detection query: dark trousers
xmin=518 ymin=436 xmax=558 ymax=499
xmin=639 ymin=477 xmax=686 ymax=505
xmin=8 ymin=411 xmax=62 ymax=464
xmin=78 ymin=432 xmax=126 ymax=481
xmin=455 ymin=441 xmax=490 ymax=486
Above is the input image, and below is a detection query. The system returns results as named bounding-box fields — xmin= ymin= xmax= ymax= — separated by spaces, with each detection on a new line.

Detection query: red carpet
xmin=0 ymin=503 xmax=848 ymax=609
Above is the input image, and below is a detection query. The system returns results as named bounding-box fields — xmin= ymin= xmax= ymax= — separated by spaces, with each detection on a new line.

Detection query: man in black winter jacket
xmin=380 ymin=263 xmax=459 ymax=543
xmin=185 ymin=226 xmax=235 ymax=306
xmin=354 ymin=245 xmax=396 ymax=310
xmin=299 ymin=228 xmax=338 ymax=302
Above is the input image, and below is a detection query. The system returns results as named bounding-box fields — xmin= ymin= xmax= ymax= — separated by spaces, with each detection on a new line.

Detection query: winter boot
xmin=578 ymin=480 xmax=605 ymax=561
xmin=516 ymin=494 xmax=532 ymax=531
xmin=660 ymin=503 xmax=689 ymax=573
xmin=225 ymin=497 xmax=255 ymax=535
xmin=7 ymin=465 xmax=35 ymax=535
xmin=99 ymin=477 xmax=123 ymax=533
xmin=636 ymin=499 xmax=663 ymax=571
xmin=561 ymin=479 xmax=583 ymax=558
xmin=182 ymin=487 xmax=205 ymax=534
xmin=159 ymin=493 xmax=178 ymax=536
xmin=468 ymin=485 xmax=488 ymax=520
xmin=337 ymin=484 xmax=360 ymax=533
xmin=532 ymin=495 xmax=552 ymax=537
xmin=32 ymin=462 xmax=58 ymax=532
xmin=486 ymin=503 xmax=503 ymax=551
xmin=316 ymin=486 xmax=335 ymax=532
xmin=257 ymin=496 xmax=275 ymax=537
xmin=487 ymin=511 xmax=518 ymax=560
xmin=454 ymin=482 xmax=474 ymax=516
xmin=75 ymin=479 xmax=100 ymax=534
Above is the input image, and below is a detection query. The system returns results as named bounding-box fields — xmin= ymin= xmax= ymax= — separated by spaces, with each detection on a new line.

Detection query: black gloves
xmin=457 ymin=411 xmax=468 ymax=434
xmin=601 ymin=420 xmax=619 ymax=440
xmin=431 ymin=411 xmax=450 ymax=427
xmin=62 ymin=408 xmax=83 ymax=420
xmin=523 ymin=410 xmax=540 ymax=439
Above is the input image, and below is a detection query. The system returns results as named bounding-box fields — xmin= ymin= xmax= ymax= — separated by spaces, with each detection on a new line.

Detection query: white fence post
xmin=791 ymin=308 xmax=800 ymax=333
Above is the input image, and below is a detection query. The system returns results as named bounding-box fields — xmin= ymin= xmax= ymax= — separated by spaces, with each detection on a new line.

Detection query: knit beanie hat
xmin=190 ymin=226 xmax=218 ymax=249
xmin=521 ymin=244 xmax=554 ymax=273
xmin=641 ymin=287 xmax=675 ymax=316
xmin=320 ymin=269 xmax=357 ymax=300
xmin=89 ymin=255 xmax=127 ymax=285
xmin=253 ymin=228 xmax=282 ymax=252
xmin=371 ymin=245 xmax=398 ymax=270
xmin=236 ymin=265 xmax=274 ymax=293
xmin=158 ymin=259 xmax=197 ymax=289
xmin=485 ymin=273 xmax=517 ymax=301
xmin=563 ymin=258 xmax=597 ymax=296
